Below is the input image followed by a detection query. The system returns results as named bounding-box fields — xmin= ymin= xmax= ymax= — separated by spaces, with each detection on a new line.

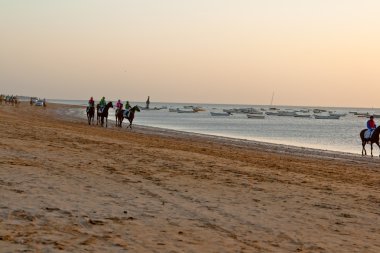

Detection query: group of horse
xmin=0 ymin=95 xmax=19 ymax=106
xmin=86 ymin=102 xmax=140 ymax=129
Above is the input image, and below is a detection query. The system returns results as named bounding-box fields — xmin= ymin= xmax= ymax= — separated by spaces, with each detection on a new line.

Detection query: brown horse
xmin=86 ymin=106 xmax=95 ymax=125
xmin=97 ymin=102 xmax=113 ymax=127
xmin=360 ymin=126 xmax=380 ymax=157
xmin=115 ymin=105 xmax=140 ymax=128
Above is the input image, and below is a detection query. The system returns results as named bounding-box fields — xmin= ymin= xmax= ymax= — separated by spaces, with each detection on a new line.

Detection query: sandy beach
xmin=0 ymin=103 xmax=379 ymax=252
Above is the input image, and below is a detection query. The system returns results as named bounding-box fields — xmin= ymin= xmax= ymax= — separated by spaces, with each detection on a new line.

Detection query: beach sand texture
xmin=0 ymin=103 xmax=379 ymax=252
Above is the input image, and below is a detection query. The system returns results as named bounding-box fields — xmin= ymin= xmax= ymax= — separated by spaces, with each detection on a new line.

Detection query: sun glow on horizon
xmin=1 ymin=1 xmax=380 ymax=107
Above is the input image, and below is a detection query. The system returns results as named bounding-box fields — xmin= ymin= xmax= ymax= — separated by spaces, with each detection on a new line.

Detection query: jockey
xmin=99 ymin=97 xmax=106 ymax=108
xmin=125 ymin=100 xmax=131 ymax=110
xmin=116 ymin=99 xmax=123 ymax=110
xmin=88 ymin=97 xmax=95 ymax=108
xmin=367 ymin=116 xmax=376 ymax=137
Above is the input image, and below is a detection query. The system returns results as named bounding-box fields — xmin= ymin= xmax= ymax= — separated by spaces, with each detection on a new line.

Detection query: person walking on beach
xmin=366 ymin=116 xmax=376 ymax=138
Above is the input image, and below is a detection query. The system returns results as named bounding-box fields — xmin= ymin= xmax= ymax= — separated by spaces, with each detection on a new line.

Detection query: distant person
xmin=115 ymin=99 xmax=123 ymax=113
xmin=43 ymin=98 xmax=46 ymax=107
xmin=366 ymin=116 xmax=376 ymax=138
xmin=125 ymin=100 xmax=131 ymax=110
xmin=87 ymin=97 xmax=95 ymax=112
xmin=146 ymin=96 xmax=150 ymax=109
xmin=99 ymin=97 xmax=106 ymax=112
xmin=29 ymin=97 xmax=33 ymax=106
xmin=88 ymin=97 xmax=95 ymax=107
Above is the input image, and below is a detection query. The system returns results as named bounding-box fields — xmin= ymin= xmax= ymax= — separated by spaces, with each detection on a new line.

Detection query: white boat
xmin=294 ymin=113 xmax=311 ymax=118
xmin=177 ymin=109 xmax=196 ymax=113
xmin=278 ymin=111 xmax=296 ymax=116
xmin=314 ymin=114 xmax=340 ymax=119
xmin=329 ymin=111 xmax=347 ymax=117
xmin=247 ymin=114 xmax=265 ymax=119
xmin=210 ymin=112 xmax=230 ymax=116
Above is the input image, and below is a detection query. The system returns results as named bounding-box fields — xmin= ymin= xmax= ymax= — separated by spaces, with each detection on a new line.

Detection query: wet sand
xmin=0 ymin=103 xmax=379 ymax=252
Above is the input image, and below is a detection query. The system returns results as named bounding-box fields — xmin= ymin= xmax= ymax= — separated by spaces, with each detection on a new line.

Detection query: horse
xmin=360 ymin=126 xmax=380 ymax=157
xmin=86 ymin=106 xmax=95 ymax=125
xmin=115 ymin=108 xmax=122 ymax=127
xmin=96 ymin=104 xmax=101 ymax=125
xmin=97 ymin=102 xmax=113 ymax=127
xmin=115 ymin=105 xmax=140 ymax=128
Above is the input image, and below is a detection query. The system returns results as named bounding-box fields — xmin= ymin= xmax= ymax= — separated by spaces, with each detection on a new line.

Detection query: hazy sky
xmin=1 ymin=1 xmax=380 ymax=107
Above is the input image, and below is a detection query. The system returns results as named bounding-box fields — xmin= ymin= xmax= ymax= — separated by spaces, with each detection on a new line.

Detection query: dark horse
xmin=360 ymin=126 xmax=380 ymax=156
xmin=86 ymin=106 xmax=95 ymax=125
xmin=97 ymin=102 xmax=113 ymax=127
xmin=115 ymin=105 xmax=140 ymax=128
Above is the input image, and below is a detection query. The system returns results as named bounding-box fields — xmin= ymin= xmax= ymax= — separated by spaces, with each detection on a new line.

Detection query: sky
xmin=1 ymin=0 xmax=380 ymax=107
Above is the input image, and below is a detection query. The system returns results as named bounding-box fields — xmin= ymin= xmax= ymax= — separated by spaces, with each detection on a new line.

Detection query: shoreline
xmin=62 ymin=103 xmax=378 ymax=166
xmin=1 ymin=103 xmax=380 ymax=252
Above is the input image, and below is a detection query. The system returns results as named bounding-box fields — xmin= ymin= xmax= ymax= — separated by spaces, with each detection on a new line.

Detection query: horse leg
xmin=371 ymin=143 xmax=373 ymax=157
xmin=106 ymin=117 xmax=108 ymax=128
xmin=362 ymin=142 xmax=367 ymax=156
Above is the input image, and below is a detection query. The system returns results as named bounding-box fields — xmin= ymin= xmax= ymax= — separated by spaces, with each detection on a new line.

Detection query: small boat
xmin=247 ymin=114 xmax=265 ymax=119
xmin=278 ymin=111 xmax=296 ymax=116
xmin=314 ymin=115 xmax=340 ymax=119
xmin=329 ymin=111 xmax=347 ymax=117
xmin=193 ymin=107 xmax=206 ymax=112
xmin=168 ymin=108 xmax=178 ymax=112
xmin=294 ymin=113 xmax=311 ymax=118
xmin=265 ymin=111 xmax=279 ymax=116
xmin=177 ymin=109 xmax=196 ymax=113
xmin=210 ymin=112 xmax=230 ymax=116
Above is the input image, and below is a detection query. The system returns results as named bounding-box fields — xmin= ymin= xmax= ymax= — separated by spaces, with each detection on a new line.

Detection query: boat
xmin=193 ymin=107 xmax=206 ymax=112
xmin=265 ymin=111 xmax=279 ymax=116
xmin=210 ymin=112 xmax=230 ymax=116
xmin=278 ymin=110 xmax=296 ymax=116
xmin=329 ymin=111 xmax=347 ymax=117
xmin=314 ymin=115 xmax=340 ymax=119
xmin=247 ymin=114 xmax=265 ymax=119
xmin=168 ymin=108 xmax=178 ymax=112
xmin=294 ymin=113 xmax=311 ymax=118
xmin=177 ymin=109 xmax=196 ymax=113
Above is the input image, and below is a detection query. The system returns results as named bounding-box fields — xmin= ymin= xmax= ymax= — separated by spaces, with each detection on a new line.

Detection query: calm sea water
xmin=48 ymin=99 xmax=379 ymax=154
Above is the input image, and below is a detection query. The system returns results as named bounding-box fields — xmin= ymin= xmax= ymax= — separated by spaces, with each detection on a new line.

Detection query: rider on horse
xmin=366 ymin=116 xmax=376 ymax=138
xmin=115 ymin=99 xmax=123 ymax=114
xmin=87 ymin=97 xmax=95 ymax=111
xmin=99 ymin=97 xmax=106 ymax=113
xmin=125 ymin=100 xmax=131 ymax=110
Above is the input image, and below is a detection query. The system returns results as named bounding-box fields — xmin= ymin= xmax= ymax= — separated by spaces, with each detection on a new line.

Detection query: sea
xmin=47 ymin=99 xmax=378 ymax=155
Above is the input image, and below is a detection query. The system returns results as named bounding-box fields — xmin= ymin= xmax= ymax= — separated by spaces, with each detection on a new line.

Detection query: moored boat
xmin=294 ymin=113 xmax=311 ymax=118
xmin=177 ymin=109 xmax=196 ymax=113
xmin=210 ymin=112 xmax=231 ymax=116
xmin=247 ymin=114 xmax=265 ymax=119
xmin=314 ymin=114 xmax=340 ymax=119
